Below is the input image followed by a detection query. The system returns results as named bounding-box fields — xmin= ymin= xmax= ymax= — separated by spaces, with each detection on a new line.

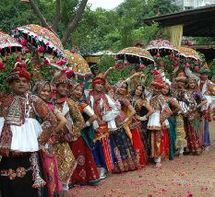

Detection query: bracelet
xmin=85 ymin=121 xmax=90 ymax=127
xmin=139 ymin=116 xmax=147 ymax=121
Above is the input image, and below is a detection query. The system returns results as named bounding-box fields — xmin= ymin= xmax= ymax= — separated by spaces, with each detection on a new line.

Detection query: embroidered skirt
xmin=0 ymin=155 xmax=38 ymax=197
xmin=70 ymin=137 xmax=99 ymax=185
xmin=40 ymin=150 xmax=62 ymax=197
xmin=109 ymin=128 xmax=139 ymax=173
xmin=175 ymin=115 xmax=187 ymax=149
xmin=52 ymin=142 xmax=77 ymax=183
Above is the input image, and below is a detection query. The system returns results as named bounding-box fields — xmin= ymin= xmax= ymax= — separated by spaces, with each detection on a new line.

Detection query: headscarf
xmin=32 ymin=80 xmax=51 ymax=95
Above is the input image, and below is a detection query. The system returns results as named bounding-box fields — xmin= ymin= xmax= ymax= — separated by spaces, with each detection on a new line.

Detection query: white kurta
xmin=0 ymin=117 xmax=42 ymax=152
xmin=147 ymin=110 xmax=161 ymax=130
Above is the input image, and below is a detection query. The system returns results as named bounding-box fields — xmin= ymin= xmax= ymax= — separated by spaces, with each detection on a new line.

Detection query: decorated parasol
xmin=178 ymin=47 xmax=202 ymax=63
xmin=11 ymin=24 xmax=65 ymax=58
xmin=116 ymin=47 xmax=155 ymax=67
xmin=64 ymin=50 xmax=92 ymax=77
xmin=146 ymin=39 xmax=179 ymax=57
xmin=0 ymin=31 xmax=22 ymax=56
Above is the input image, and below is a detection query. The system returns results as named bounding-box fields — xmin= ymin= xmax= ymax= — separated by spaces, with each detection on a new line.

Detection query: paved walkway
xmin=70 ymin=124 xmax=215 ymax=197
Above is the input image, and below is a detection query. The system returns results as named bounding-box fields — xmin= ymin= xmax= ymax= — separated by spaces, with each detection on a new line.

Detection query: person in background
xmin=69 ymin=82 xmax=100 ymax=186
xmin=147 ymin=78 xmax=171 ymax=167
xmin=161 ymin=83 xmax=181 ymax=160
xmin=131 ymin=85 xmax=153 ymax=160
xmin=110 ymin=81 xmax=142 ymax=171
xmin=88 ymin=77 xmax=119 ymax=179
xmin=33 ymin=80 xmax=74 ymax=197
xmin=172 ymin=73 xmax=188 ymax=156
xmin=52 ymin=73 xmax=84 ymax=191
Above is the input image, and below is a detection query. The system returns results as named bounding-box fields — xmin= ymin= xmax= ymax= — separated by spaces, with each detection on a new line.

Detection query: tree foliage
xmin=0 ymin=0 xmax=180 ymax=53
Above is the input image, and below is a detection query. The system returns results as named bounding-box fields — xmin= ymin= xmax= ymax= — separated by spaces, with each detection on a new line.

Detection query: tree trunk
xmin=52 ymin=0 xmax=61 ymax=32
xmin=61 ymin=0 xmax=88 ymax=46
xmin=29 ymin=0 xmax=50 ymax=28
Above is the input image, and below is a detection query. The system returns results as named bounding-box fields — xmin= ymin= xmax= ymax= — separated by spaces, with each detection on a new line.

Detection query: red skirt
xmin=185 ymin=123 xmax=202 ymax=153
xmin=130 ymin=128 xmax=146 ymax=167
xmin=160 ymin=128 xmax=169 ymax=158
xmin=40 ymin=150 xmax=62 ymax=197
xmin=69 ymin=137 xmax=99 ymax=185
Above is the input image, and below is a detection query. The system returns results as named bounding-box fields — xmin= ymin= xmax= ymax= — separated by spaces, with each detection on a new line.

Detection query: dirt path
xmin=69 ymin=123 xmax=215 ymax=197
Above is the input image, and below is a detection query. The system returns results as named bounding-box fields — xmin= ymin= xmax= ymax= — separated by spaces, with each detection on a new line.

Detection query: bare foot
xmin=155 ymin=162 xmax=162 ymax=168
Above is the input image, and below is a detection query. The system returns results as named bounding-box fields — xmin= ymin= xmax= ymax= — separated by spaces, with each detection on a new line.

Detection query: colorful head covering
xmin=188 ymin=77 xmax=197 ymax=83
xmin=32 ymin=80 xmax=50 ymax=95
xmin=151 ymin=78 xmax=165 ymax=88
xmin=6 ymin=61 xmax=31 ymax=83
xmin=92 ymin=77 xmax=106 ymax=87
xmin=69 ymin=80 xmax=81 ymax=90
xmin=52 ymin=71 xmax=69 ymax=86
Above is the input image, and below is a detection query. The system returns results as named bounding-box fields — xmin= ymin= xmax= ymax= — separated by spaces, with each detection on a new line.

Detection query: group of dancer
xmin=0 ymin=58 xmax=214 ymax=197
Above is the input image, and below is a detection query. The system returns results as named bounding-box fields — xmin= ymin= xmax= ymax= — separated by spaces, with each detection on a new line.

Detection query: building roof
xmin=144 ymin=5 xmax=215 ymax=37
xmin=190 ymin=44 xmax=215 ymax=61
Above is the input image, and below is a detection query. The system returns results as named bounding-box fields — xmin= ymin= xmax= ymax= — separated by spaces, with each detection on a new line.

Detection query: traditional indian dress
xmin=88 ymin=90 xmax=119 ymax=173
xmin=183 ymin=90 xmax=202 ymax=154
xmin=131 ymin=98 xmax=149 ymax=165
xmin=185 ymin=68 xmax=213 ymax=149
xmin=39 ymin=149 xmax=62 ymax=197
xmin=173 ymin=89 xmax=188 ymax=154
xmin=54 ymin=97 xmax=97 ymax=186
xmin=196 ymin=78 xmax=213 ymax=149
xmin=70 ymin=100 xmax=99 ymax=185
xmin=0 ymin=93 xmax=57 ymax=197
xmin=147 ymin=94 xmax=163 ymax=160
xmin=163 ymin=96 xmax=179 ymax=160
xmin=200 ymin=95 xmax=211 ymax=149
xmin=53 ymin=97 xmax=83 ymax=188
xmin=109 ymin=98 xmax=140 ymax=173
xmin=159 ymin=97 xmax=172 ymax=159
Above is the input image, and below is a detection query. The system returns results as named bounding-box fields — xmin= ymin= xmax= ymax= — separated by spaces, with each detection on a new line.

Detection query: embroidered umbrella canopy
xmin=178 ymin=46 xmax=202 ymax=63
xmin=11 ymin=24 xmax=65 ymax=58
xmin=0 ymin=31 xmax=22 ymax=56
xmin=116 ymin=47 xmax=155 ymax=65
xmin=146 ymin=39 xmax=179 ymax=57
xmin=64 ymin=50 xmax=92 ymax=76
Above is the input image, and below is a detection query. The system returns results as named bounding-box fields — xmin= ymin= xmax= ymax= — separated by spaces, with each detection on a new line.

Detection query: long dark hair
xmin=130 ymin=84 xmax=145 ymax=98
xmin=163 ymin=84 xmax=172 ymax=96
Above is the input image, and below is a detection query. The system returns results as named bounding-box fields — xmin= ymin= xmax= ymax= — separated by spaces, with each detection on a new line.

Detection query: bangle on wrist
xmin=85 ymin=121 xmax=90 ymax=127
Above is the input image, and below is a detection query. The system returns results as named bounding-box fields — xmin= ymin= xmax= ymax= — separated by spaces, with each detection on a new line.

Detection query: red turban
xmin=7 ymin=61 xmax=31 ymax=82
xmin=151 ymin=78 xmax=165 ymax=88
xmin=92 ymin=77 xmax=106 ymax=86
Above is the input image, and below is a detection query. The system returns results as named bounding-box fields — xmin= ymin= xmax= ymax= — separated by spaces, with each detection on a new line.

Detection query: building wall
xmin=172 ymin=0 xmax=215 ymax=9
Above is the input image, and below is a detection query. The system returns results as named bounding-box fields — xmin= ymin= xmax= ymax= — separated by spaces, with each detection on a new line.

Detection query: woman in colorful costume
xmin=183 ymin=77 xmax=207 ymax=154
xmin=69 ymin=82 xmax=100 ymax=186
xmin=0 ymin=65 xmax=57 ymax=197
xmin=52 ymin=73 xmax=85 ymax=191
xmin=130 ymin=84 xmax=153 ymax=163
xmin=161 ymin=83 xmax=181 ymax=160
xmin=53 ymin=73 xmax=98 ymax=187
xmin=185 ymin=67 xmax=213 ymax=151
xmin=114 ymin=81 xmax=145 ymax=168
xmin=172 ymin=73 xmax=188 ymax=156
xmin=33 ymin=80 xmax=73 ymax=196
xmin=107 ymin=81 xmax=140 ymax=172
